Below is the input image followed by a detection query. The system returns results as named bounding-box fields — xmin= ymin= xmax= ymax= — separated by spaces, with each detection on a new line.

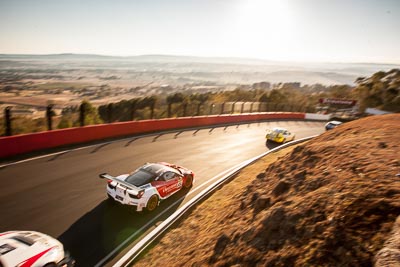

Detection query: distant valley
xmin=0 ymin=53 xmax=399 ymax=117
xmin=1 ymin=53 xmax=399 ymax=86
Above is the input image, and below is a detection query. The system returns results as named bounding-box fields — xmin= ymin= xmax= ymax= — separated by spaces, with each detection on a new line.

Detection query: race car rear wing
xmin=99 ymin=173 xmax=145 ymax=196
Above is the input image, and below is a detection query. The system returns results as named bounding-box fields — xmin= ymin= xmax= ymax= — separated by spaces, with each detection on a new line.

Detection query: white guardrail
xmin=305 ymin=113 xmax=331 ymax=120
xmin=113 ymin=135 xmax=318 ymax=267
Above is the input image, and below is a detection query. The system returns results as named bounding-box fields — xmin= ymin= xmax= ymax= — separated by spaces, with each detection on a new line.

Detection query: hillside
xmin=134 ymin=114 xmax=400 ymax=267
xmin=355 ymin=69 xmax=400 ymax=112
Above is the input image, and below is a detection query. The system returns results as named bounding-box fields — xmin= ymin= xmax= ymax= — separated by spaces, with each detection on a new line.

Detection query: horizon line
xmin=0 ymin=52 xmax=399 ymax=66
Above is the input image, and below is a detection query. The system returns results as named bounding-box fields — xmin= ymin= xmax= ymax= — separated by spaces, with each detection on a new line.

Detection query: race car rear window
xmin=11 ymin=236 xmax=34 ymax=246
xmin=126 ymin=170 xmax=155 ymax=186
xmin=141 ymin=163 xmax=168 ymax=174
xmin=0 ymin=243 xmax=16 ymax=255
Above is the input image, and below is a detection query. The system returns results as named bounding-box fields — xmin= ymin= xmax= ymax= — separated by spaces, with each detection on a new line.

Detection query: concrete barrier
xmin=305 ymin=113 xmax=331 ymax=121
xmin=0 ymin=112 xmax=305 ymax=159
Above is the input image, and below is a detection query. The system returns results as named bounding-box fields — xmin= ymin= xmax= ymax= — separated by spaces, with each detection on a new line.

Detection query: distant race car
xmin=325 ymin=120 xmax=343 ymax=130
xmin=266 ymin=127 xmax=295 ymax=143
xmin=0 ymin=231 xmax=74 ymax=267
xmin=100 ymin=162 xmax=194 ymax=212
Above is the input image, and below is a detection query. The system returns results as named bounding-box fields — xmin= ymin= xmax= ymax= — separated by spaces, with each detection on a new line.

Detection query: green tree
xmin=328 ymin=85 xmax=353 ymax=99
xmin=268 ymin=89 xmax=287 ymax=103
xmin=167 ymin=93 xmax=186 ymax=117
xmin=74 ymin=100 xmax=103 ymax=126
xmin=259 ymin=93 xmax=268 ymax=102
xmin=58 ymin=115 xmax=74 ymax=129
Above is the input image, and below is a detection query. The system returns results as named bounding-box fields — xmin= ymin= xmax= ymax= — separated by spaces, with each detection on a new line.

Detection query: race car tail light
xmin=128 ymin=193 xmax=137 ymax=198
xmin=129 ymin=190 xmax=144 ymax=199
xmin=107 ymin=180 xmax=116 ymax=190
xmin=137 ymin=190 xmax=144 ymax=198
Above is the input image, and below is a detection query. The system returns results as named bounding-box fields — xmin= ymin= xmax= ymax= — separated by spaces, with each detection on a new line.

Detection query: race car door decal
xmin=153 ymin=172 xmax=182 ymax=198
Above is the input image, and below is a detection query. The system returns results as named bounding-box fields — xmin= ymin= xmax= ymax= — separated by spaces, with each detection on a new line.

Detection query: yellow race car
xmin=266 ymin=127 xmax=295 ymax=143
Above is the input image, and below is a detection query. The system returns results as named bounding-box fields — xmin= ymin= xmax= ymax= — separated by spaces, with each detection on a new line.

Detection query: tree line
xmin=1 ymin=69 xmax=399 ymax=136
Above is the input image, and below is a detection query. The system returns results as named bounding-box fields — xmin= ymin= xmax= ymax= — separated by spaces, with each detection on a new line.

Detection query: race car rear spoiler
xmin=99 ymin=173 xmax=145 ymax=196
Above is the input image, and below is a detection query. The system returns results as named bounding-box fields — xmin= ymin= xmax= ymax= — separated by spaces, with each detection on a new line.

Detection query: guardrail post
xmin=131 ymin=101 xmax=136 ymax=120
xmin=209 ymin=103 xmax=214 ymax=115
xmin=197 ymin=103 xmax=201 ymax=116
xmin=231 ymin=102 xmax=235 ymax=114
xmin=107 ymin=103 xmax=113 ymax=123
xmin=220 ymin=102 xmax=225 ymax=115
xmin=250 ymin=102 xmax=254 ymax=113
xmin=241 ymin=102 xmax=245 ymax=113
xmin=4 ymin=106 xmax=12 ymax=136
xmin=168 ymin=103 xmax=172 ymax=118
xmin=182 ymin=103 xmax=187 ymax=117
xmin=46 ymin=104 xmax=54 ymax=130
xmin=150 ymin=101 xmax=155 ymax=119
xmin=79 ymin=102 xmax=86 ymax=127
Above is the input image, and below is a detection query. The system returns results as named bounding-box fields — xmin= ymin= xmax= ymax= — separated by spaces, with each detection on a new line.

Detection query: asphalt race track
xmin=0 ymin=120 xmax=325 ymax=266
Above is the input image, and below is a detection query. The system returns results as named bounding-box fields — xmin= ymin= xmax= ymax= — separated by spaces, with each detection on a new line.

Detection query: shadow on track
xmin=152 ymin=134 xmax=163 ymax=142
xmin=91 ymin=143 xmax=111 ymax=154
xmin=47 ymin=151 xmax=71 ymax=161
xmin=192 ymin=129 xmax=200 ymax=136
xmin=265 ymin=140 xmax=282 ymax=150
xmin=124 ymin=137 xmax=139 ymax=147
xmin=58 ymin=190 xmax=189 ymax=266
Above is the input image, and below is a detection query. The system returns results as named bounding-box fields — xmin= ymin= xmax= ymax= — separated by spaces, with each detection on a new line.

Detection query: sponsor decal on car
xmin=177 ymin=177 xmax=183 ymax=187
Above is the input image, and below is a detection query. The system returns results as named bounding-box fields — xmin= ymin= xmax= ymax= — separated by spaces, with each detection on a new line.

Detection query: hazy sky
xmin=0 ymin=0 xmax=399 ymax=63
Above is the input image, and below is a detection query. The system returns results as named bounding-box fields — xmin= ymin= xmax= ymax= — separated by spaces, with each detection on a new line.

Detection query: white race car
xmin=325 ymin=120 xmax=343 ymax=130
xmin=100 ymin=162 xmax=194 ymax=212
xmin=0 ymin=231 xmax=74 ymax=267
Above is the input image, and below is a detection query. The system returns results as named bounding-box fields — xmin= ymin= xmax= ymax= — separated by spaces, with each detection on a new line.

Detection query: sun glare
xmin=228 ymin=0 xmax=294 ymax=59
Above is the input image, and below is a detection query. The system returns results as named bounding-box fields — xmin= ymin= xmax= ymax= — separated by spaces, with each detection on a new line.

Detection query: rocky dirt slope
xmin=134 ymin=114 xmax=400 ymax=267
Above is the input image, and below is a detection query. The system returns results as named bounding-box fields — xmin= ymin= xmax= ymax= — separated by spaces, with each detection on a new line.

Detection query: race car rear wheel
xmin=146 ymin=195 xmax=159 ymax=212
xmin=183 ymin=174 xmax=193 ymax=189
